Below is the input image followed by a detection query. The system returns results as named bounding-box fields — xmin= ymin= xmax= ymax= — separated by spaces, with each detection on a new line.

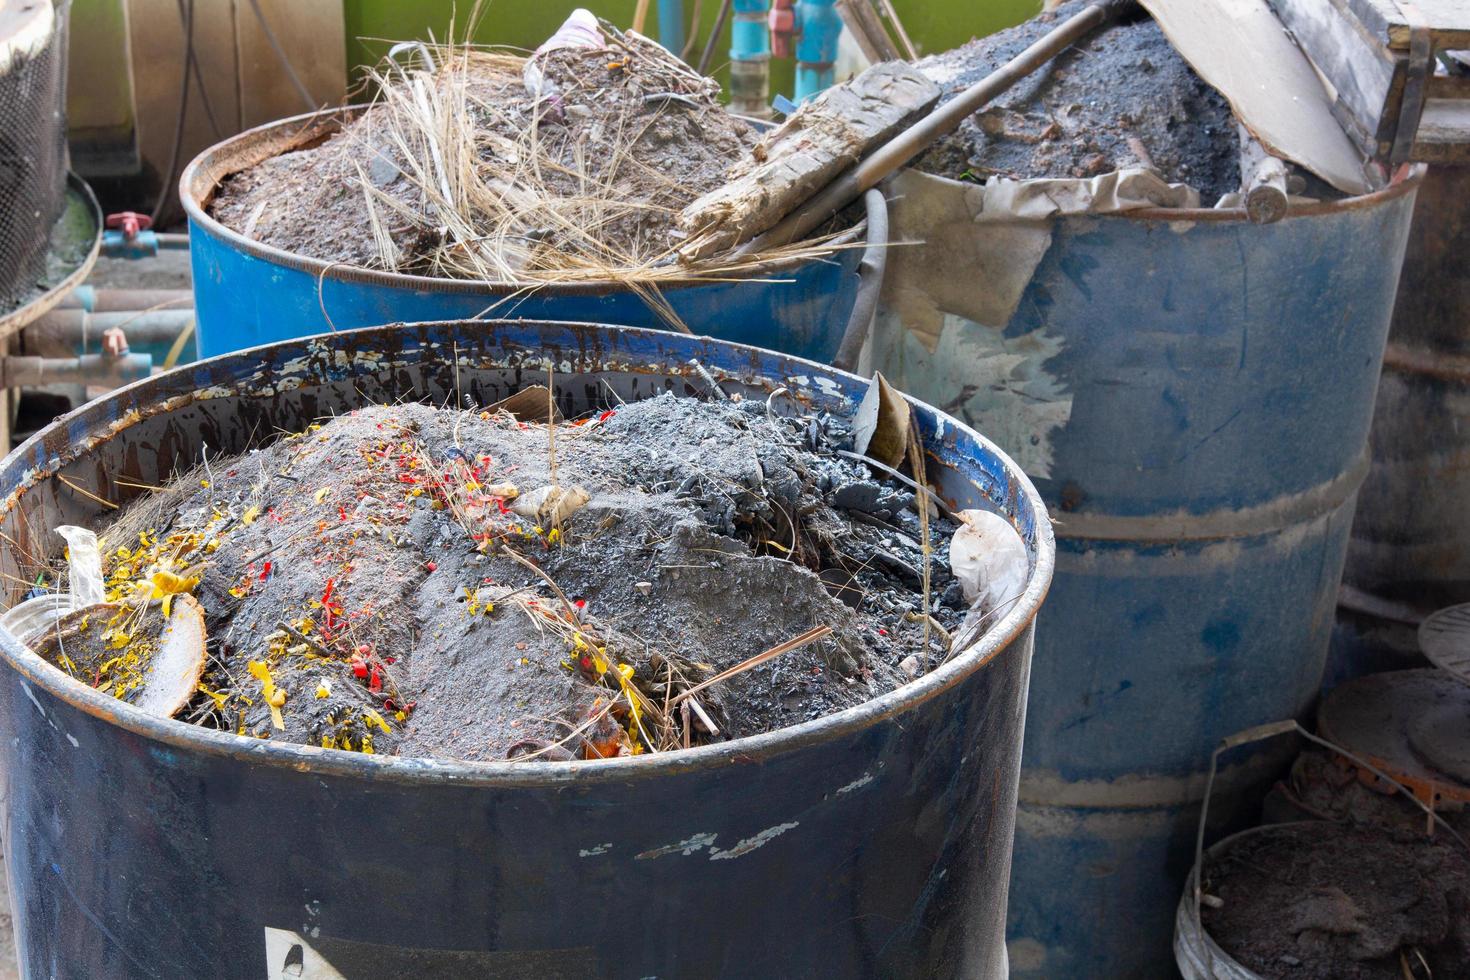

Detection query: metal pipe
xmin=29 ymin=308 xmax=197 ymax=348
xmin=658 ymin=0 xmax=686 ymax=56
xmin=1 ymin=353 xmax=152 ymax=388
xmin=57 ymin=288 xmax=194 ymax=313
xmin=729 ymin=0 xmax=771 ymax=116
xmin=792 ymin=0 xmax=842 ymax=101
xmin=832 ymin=188 xmax=888 ymax=372
xmin=101 ymin=230 xmax=191 ymax=259
xmin=741 ymin=0 xmax=1129 ymax=252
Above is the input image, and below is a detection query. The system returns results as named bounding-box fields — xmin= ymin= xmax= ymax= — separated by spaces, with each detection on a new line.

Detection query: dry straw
xmin=332 ymin=17 xmax=853 ymax=329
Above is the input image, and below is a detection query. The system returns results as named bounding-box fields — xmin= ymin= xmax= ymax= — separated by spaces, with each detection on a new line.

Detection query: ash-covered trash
xmin=24 ymin=384 xmax=1030 ymax=763
xmin=1197 ymin=822 xmax=1470 ymax=979
xmin=208 ymin=11 xmax=854 ymax=286
xmin=913 ymin=1 xmax=1344 ymax=206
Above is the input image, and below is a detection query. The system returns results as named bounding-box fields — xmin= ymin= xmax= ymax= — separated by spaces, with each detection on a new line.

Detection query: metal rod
xmin=737 ymin=0 xmax=1127 ymax=254
xmin=696 ymin=0 xmax=733 ymax=74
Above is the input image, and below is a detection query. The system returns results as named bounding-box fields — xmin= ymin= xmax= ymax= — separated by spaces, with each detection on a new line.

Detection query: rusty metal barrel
xmin=867 ymin=167 xmax=1423 ymax=977
xmin=0 ymin=320 xmax=1052 ymax=979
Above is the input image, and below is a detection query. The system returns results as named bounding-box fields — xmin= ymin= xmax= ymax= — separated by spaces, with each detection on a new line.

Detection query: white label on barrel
xmin=263 ymin=926 xmax=600 ymax=978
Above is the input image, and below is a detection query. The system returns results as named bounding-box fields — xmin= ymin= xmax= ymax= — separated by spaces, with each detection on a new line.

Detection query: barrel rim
xmin=1174 ymin=820 xmax=1342 ymax=980
xmin=0 ymin=319 xmax=1055 ymax=787
xmin=179 ymin=106 xmax=866 ymax=297
xmin=911 ymin=162 xmax=1424 ymax=224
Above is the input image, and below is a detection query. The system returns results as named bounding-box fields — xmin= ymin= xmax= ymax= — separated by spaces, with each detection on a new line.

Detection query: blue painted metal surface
xmin=657 ymin=0 xmax=686 ymax=56
xmin=1332 ymin=166 xmax=1470 ymax=686
xmin=731 ymin=0 xmax=771 ymax=60
xmin=868 ymin=169 xmax=1422 ymax=978
xmin=0 ymin=320 xmax=1052 ymax=979
xmin=180 ymin=111 xmax=862 ymax=363
xmin=729 ymin=0 xmax=772 ymax=114
xmin=792 ymin=0 xmax=841 ymax=101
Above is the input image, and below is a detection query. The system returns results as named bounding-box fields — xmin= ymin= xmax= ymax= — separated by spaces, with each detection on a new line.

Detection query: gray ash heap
xmin=915 ymin=1 xmax=1247 ymax=204
xmin=36 ymin=388 xmax=1026 ymax=764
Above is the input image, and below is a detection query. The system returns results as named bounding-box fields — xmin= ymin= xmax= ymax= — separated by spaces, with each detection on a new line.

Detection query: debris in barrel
xmin=26 ymin=383 xmax=1028 ymax=763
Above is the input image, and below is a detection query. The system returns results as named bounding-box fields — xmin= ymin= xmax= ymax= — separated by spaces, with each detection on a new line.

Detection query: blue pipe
xmin=101 ymin=230 xmax=189 ymax=259
xmin=730 ymin=0 xmax=769 ymax=59
xmin=657 ymin=0 xmax=685 ymax=57
xmin=729 ymin=0 xmax=771 ymax=115
xmin=793 ymin=0 xmax=841 ymax=101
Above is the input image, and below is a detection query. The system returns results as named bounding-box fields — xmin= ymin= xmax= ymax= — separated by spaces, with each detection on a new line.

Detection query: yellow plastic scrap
xmin=362 ymin=707 xmax=392 ymax=735
xmin=198 ymin=684 xmax=230 ymax=711
xmin=248 ymin=659 xmax=287 ymax=730
xmin=241 ymin=504 xmax=261 ymax=525
xmin=315 ymin=677 xmax=332 ymax=700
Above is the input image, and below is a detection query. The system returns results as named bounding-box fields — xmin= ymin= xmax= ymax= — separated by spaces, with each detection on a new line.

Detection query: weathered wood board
xmin=1344 ymin=0 xmax=1470 ymax=50
xmin=1271 ymin=0 xmax=1470 ymax=163
xmin=675 ymin=62 xmax=941 ymax=260
xmin=1139 ymin=0 xmax=1372 ymax=194
xmin=1416 ymin=98 xmax=1470 ymax=161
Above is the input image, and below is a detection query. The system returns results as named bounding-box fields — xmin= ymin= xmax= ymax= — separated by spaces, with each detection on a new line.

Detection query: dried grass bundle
xmin=334 ymin=27 xmax=851 ymax=305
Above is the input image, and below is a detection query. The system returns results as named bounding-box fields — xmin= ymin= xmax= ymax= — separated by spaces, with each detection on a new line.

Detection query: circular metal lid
xmin=1318 ymin=668 xmax=1470 ymax=806
xmin=1419 ymin=603 xmax=1470 ymax=684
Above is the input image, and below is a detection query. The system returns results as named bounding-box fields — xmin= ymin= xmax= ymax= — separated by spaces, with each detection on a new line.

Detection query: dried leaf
xmin=487 ymin=385 xmax=562 ymax=423
xmin=852 ymin=373 xmax=911 ymax=469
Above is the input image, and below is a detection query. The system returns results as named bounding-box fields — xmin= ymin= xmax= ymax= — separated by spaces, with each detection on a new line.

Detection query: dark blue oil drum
xmin=0 ymin=321 xmax=1052 ymax=978
xmin=869 ymin=167 xmax=1423 ymax=977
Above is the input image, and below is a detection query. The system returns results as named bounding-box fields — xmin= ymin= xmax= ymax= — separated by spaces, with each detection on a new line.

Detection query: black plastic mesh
xmin=0 ymin=1 xmax=67 ymax=310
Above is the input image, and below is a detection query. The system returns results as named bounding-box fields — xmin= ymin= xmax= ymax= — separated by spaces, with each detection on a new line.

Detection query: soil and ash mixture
xmin=1201 ymin=822 xmax=1470 ymax=978
xmin=915 ymin=2 xmax=1240 ymax=203
xmin=209 ymin=36 xmax=758 ymax=276
xmin=1265 ymin=748 xmax=1470 ymax=838
xmin=51 ymin=392 xmax=978 ymax=763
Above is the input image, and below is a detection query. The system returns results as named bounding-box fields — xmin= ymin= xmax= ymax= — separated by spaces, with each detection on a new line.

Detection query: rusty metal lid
xmin=1318 ymin=668 xmax=1470 ymax=807
xmin=1419 ymin=603 xmax=1470 ymax=684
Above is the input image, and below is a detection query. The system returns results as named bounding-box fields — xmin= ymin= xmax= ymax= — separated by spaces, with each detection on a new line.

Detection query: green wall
xmin=344 ymin=0 xmax=1040 ymax=98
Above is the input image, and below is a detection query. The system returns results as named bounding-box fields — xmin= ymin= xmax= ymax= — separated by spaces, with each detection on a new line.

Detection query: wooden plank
xmin=1342 ymin=0 xmax=1470 ymax=51
xmin=834 ymin=0 xmax=901 ymax=63
xmin=1428 ymin=73 xmax=1470 ymax=98
xmin=1139 ymin=0 xmax=1372 ymax=194
xmin=1330 ymin=98 xmax=1381 ymax=157
xmin=675 ymin=62 xmax=941 ymax=259
xmin=1412 ymin=97 xmax=1470 ymax=162
xmin=234 ymin=0 xmax=346 ymax=130
xmin=1269 ymin=0 xmax=1404 ymax=156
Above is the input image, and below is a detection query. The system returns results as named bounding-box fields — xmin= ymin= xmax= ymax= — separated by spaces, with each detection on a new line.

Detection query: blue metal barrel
xmin=867 ymin=168 xmax=1422 ymax=978
xmin=180 ymin=110 xmax=865 ymax=362
xmin=0 ymin=320 xmax=1052 ymax=979
xmin=1333 ymin=165 xmax=1470 ymax=683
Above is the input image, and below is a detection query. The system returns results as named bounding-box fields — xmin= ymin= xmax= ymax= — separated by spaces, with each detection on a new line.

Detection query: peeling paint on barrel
xmin=874 ymin=167 xmax=1423 ymax=978
xmin=0 ymin=320 xmax=1053 ymax=979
